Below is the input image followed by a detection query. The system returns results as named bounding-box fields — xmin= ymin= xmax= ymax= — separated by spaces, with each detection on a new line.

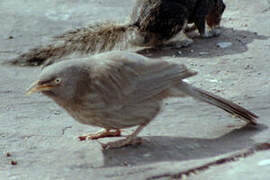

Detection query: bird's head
xmin=26 ymin=60 xmax=90 ymax=101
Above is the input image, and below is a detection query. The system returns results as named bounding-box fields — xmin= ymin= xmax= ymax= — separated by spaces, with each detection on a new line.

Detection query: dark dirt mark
xmin=10 ymin=160 xmax=17 ymax=165
xmin=62 ymin=126 xmax=72 ymax=135
xmin=147 ymin=143 xmax=270 ymax=180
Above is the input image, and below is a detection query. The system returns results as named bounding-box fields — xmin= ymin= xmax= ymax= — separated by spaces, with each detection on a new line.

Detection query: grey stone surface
xmin=0 ymin=0 xmax=270 ymax=179
xmin=188 ymin=150 xmax=270 ymax=180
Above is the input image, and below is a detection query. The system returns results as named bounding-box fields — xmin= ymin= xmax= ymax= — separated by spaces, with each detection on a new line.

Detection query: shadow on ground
xmin=137 ymin=27 xmax=269 ymax=59
xmin=101 ymin=123 xmax=267 ymax=167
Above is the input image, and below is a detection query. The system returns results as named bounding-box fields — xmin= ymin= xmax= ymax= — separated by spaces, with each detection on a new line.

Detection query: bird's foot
xmin=78 ymin=129 xmax=122 ymax=141
xmin=100 ymin=137 xmax=143 ymax=149
xmin=99 ymin=123 xmax=147 ymax=149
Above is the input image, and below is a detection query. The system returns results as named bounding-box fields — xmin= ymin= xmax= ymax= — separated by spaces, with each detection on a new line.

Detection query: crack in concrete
xmin=147 ymin=143 xmax=270 ymax=180
xmin=105 ymin=167 xmax=156 ymax=178
xmin=61 ymin=126 xmax=72 ymax=135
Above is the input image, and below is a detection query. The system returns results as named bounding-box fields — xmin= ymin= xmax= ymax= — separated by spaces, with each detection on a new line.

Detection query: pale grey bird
xmin=26 ymin=51 xmax=257 ymax=149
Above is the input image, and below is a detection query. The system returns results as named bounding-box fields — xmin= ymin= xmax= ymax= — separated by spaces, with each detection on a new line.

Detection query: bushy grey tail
xmin=179 ymin=81 xmax=258 ymax=125
xmin=5 ymin=22 xmax=136 ymax=67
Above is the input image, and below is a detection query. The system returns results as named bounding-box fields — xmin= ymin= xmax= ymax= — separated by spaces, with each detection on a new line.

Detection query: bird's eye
xmin=54 ymin=77 xmax=62 ymax=84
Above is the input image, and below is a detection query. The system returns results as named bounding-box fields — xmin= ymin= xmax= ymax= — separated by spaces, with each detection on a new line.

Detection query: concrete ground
xmin=0 ymin=0 xmax=270 ymax=179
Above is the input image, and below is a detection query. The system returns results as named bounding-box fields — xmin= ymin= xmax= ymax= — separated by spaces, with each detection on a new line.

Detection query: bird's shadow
xmin=101 ymin=123 xmax=267 ymax=167
xmin=136 ymin=27 xmax=269 ymax=59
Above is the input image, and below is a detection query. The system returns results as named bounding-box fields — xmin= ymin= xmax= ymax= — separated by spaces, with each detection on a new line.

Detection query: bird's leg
xmin=101 ymin=123 xmax=147 ymax=149
xmin=78 ymin=129 xmax=121 ymax=141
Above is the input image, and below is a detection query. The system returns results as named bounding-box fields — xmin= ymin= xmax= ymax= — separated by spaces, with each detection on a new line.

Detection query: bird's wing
xmin=89 ymin=52 xmax=197 ymax=105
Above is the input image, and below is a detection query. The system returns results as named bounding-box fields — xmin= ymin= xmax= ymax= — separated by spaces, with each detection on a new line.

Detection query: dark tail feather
xmin=5 ymin=22 xmax=135 ymax=67
xmin=179 ymin=82 xmax=258 ymax=125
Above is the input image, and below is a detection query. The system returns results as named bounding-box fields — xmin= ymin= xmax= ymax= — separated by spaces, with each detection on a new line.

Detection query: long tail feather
xmin=179 ymin=81 xmax=258 ymax=125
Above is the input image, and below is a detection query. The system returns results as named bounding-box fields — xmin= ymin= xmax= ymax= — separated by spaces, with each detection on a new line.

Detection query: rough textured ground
xmin=0 ymin=0 xmax=270 ymax=179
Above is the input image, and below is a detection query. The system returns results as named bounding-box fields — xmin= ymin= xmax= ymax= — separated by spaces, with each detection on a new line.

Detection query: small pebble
xmin=208 ymin=79 xmax=219 ymax=83
xmin=53 ymin=111 xmax=61 ymax=115
xmin=217 ymin=42 xmax=232 ymax=48
xmin=10 ymin=160 xmax=17 ymax=165
xmin=123 ymin=161 xmax=129 ymax=166
xmin=177 ymin=51 xmax=182 ymax=55
xmin=199 ymin=52 xmax=208 ymax=55
xmin=258 ymin=159 xmax=270 ymax=166
xmin=175 ymin=51 xmax=182 ymax=56
xmin=143 ymin=153 xmax=151 ymax=157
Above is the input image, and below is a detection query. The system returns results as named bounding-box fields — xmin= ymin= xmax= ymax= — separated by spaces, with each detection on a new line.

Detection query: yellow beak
xmin=26 ymin=80 xmax=54 ymax=95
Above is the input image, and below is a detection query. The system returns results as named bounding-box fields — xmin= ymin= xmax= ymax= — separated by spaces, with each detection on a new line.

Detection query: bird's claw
xmin=78 ymin=129 xmax=122 ymax=141
xmin=99 ymin=137 xmax=143 ymax=150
